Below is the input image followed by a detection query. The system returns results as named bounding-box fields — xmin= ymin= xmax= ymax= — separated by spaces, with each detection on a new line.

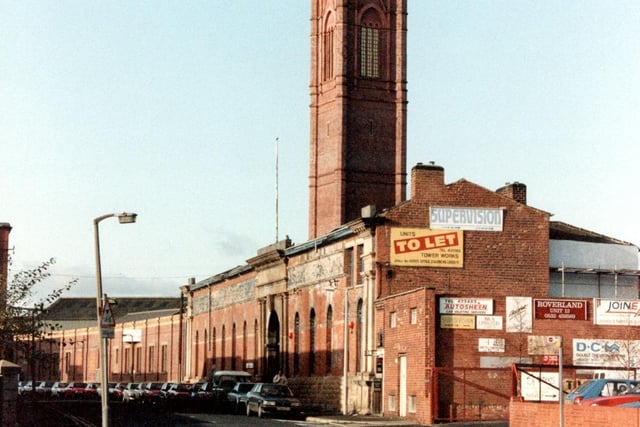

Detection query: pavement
xmin=305 ymin=414 xmax=509 ymax=427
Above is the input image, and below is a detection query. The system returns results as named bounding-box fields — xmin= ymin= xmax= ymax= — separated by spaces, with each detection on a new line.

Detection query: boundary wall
xmin=510 ymin=401 xmax=640 ymax=427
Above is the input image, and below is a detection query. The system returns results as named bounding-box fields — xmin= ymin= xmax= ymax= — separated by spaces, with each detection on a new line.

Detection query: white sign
xmin=520 ymin=371 xmax=560 ymax=401
xmin=506 ymin=296 xmax=532 ymax=333
xmin=594 ymin=299 xmax=640 ymax=326
xmin=439 ymin=298 xmax=493 ymax=315
xmin=123 ymin=328 xmax=142 ymax=343
xmin=573 ymin=338 xmax=640 ymax=367
xmin=430 ymin=207 xmax=503 ymax=231
xmin=479 ymin=338 xmax=505 ymax=352
xmin=476 ymin=315 xmax=503 ymax=330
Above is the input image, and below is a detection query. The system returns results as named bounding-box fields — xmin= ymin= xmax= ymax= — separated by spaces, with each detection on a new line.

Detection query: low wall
xmin=510 ymin=401 xmax=640 ymax=427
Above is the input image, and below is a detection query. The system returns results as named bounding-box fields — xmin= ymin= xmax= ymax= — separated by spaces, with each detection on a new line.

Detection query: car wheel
xmin=246 ymin=402 xmax=252 ymax=417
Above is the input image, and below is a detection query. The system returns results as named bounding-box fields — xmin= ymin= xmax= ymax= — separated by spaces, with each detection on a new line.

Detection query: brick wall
xmin=510 ymin=401 xmax=640 ymax=427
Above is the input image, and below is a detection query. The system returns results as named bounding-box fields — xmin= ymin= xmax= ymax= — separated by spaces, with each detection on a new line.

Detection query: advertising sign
xmin=573 ymin=338 xmax=640 ymax=367
xmin=476 ymin=315 xmax=503 ymax=330
xmin=390 ymin=228 xmax=463 ymax=268
xmin=528 ymin=335 xmax=561 ymax=355
xmin=521 ymin=372 xmax=560 ymax=401
xmin=439 ymin=297 xmax=493 ymax=315
xmin=440 ymin=315 xmax=475 ymax=329
xmin=594 ymin=299 xmax=640 ymax=326
xmin=506 ymin=296 xmax=532 ymax=333
xmin=430 ymin=206 xmax=503 ymax=231
xmin=479 ymin=338 xmax=505 ymax=352
xmin=534 ymin=299 xmax=587 ymax=320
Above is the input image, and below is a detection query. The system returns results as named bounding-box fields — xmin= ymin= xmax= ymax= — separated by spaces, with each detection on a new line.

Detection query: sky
xmin=2 ymin=1 xmax=639 ymax=305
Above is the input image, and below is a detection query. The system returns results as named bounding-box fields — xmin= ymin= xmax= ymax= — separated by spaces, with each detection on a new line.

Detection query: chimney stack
xmin=411 ymin=162 xmax=445 ymax=200
xmin=496 ymin=182 xmax=527 ymax=205
xmin=0 ymin=223 xmax=12 ymax=308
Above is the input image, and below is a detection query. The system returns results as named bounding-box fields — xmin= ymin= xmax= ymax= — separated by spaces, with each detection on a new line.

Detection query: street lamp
xmin=94 ymin=212 xmax=137 ymax=427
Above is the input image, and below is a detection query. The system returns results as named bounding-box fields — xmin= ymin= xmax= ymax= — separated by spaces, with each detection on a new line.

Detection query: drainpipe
xmin=343 ymin=286 xmax=349 ymax=415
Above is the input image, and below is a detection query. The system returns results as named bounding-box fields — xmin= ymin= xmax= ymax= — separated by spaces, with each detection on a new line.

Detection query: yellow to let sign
xmin=390 ymin=228 xmax=463 ymax=268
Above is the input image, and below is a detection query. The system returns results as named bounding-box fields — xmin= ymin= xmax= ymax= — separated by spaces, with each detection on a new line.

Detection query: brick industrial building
xmin=11 ymin=1 xmax=640 ymax=425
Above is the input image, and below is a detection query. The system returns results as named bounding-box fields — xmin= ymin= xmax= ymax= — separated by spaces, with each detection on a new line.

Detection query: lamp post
xmin=94 ymin=212 xmax=137 ymax=427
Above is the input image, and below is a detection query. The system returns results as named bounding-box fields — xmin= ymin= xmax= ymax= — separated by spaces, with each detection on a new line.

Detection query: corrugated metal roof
xmin=42 ymin=297 xmax=181 ymax=323
xmin=550 ymin=221 xmax=637 ymax=247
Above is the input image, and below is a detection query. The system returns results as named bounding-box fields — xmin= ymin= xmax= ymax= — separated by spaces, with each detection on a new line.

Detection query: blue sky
xmin=2 ymin=1 xmax=639 ymax=303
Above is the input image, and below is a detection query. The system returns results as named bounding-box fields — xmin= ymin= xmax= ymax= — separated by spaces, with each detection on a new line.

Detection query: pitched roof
xmin=42 ymin=297 xmax=181 ymax=322
xmin=550 ymin=221 xmax=636 ymax=247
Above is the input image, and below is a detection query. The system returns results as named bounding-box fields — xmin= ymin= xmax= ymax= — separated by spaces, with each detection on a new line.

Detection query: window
xmin=390 ymin=311 xmax=397 ymax=328
xmin=326 ymin=305 xmax=333 ymax=373
xmin=148 ymin=346 xmax=155 ymax=374
xmin=346 ymin=247 xmax=355 ymax=286
xmin=410 ymin=308 xmax=417 ymax=325
xmin=310 ymin=309 xmax=316 ymax=375
xmin=232 ymin=323 xmax=237 ymax=370
xmin=221 ymin=325 xmax=226 ymax=370
xmin=388 ymin=394 xmax=397 ymax=411
xmin=161 ymin=345 xmax=168 ymax=373
xmin=357 ymin=244 xmax=364 ymax=284
xmin=356 ymin=299 xmax=363 ymax=372
xmin=408 ymin=395 xmax=417 ymax=413
xmin=323 ymin=26 xmax=334 ymax=81
xmin=360 ymin=25 xmax=379 ymax=78
xmin=115 ymin=348 xmax=119 ymax=366
xmin=294 ymin=313 xmax=301 ymax=375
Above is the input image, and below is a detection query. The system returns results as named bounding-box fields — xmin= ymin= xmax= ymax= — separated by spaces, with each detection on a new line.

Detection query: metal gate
xmin=431 ymin=367 xmax=512 ymax=423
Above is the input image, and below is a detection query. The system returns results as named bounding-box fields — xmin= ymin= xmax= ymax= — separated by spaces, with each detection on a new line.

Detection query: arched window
xmin=221 ymin=325 xmax=226 ymax=370
xmin=243 ymin=321 xmax=247 ymax=370
xmin=195 ymin=330 xmax=200 ymax=379
xmin=359 ymin=9 xmax=381 ymax=78
xmin=294 ymin=312 xmax=301 ymax=375
xmin=323 ymin=12 xmax=335 ymax=81
xmin=254 ymin=319 xmax=259 ymax=370
xmin=212 ymin=327 xmax=217 ymax=370
xmin=309 ymin=308 xmax=316 ymax=375
xmin=326 ymin=305 xmax=333 ymax=373
xmin=356 ymin=299 xmax=363 ymax=372
xmin=232 ymin=323 xmax=237 ymax=370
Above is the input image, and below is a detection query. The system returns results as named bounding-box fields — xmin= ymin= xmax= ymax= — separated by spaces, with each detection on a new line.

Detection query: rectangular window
xmin=408 ymin=395 xmax=417 ymax=413
xmin=357 ymin=244 xmax=364 ymax=284
xmin=410 ymin=308 xmax=417 ymax=325
xmin=161 ymin=344 xmax=168 ymax=373
xmin=115 ymin=348 xmax=119 ymax=366
xmin=148 ymin=346 xmax=155 ymax=374
xmin=390 ymin=311 xmax=397 ymax=328
xmin=346 ymin=247 xmax=355 ymax=286
xmin=388 ymin=394 xmax=397 ymax=411
xmin=65 ymin=352 xmax=71 ymax=374
xmin=136 ymin=347 xmax=142 ymax=373
xmin=360 ymin=26 xmax=379 ymax=78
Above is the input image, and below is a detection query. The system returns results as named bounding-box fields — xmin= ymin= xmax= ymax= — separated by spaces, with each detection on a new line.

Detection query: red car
xmin=63 ymin=382 xmax=88 ymax=399
xmin=582 ymin=383 xmax=640 ymax=406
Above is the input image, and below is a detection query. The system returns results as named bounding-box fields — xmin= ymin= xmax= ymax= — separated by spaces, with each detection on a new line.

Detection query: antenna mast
xmin=275 ymin=137 xmax=279 ymax=243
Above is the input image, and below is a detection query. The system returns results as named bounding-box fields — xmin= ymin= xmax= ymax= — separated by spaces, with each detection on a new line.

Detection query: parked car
xmin=35 ymin=381 xmax=55 ymax=398
xmin=566 ymin=378 xmax=640 ymax=405
xmin=245 ymin=383 xmax=302 ymax=418
xmin=83 ymin=383 xmax=100 ymax=400
xmin=159 ymin=382 xmax=174 ymax=400
xmin=582 ymin=382 xmax=640 ymax=406
xmin=122 ymin=382 xmax=143 ymax=403
xmin=141 ymin=382 xmax=164 ymax=404
xmin=165 ymin=383 xmax=192 ymax=401
xmin=50 ymin=382 xmax=68 ymax=399
xmin=63 ymin=382 xmax=88 ymax=400
xmin=210 ymin=370 xmax=253 ymax=405
xmin=227 ymin=382 xmax=254 ymax=414
xmin=190 ymin=382 xmax=216 ymax=409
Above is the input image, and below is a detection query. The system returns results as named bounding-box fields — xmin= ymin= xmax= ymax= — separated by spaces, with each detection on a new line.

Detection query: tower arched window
xmin=323 ymin=12 xmax=335 ymax=81
xmin=359 ymin=9 xmax=382 ymax=79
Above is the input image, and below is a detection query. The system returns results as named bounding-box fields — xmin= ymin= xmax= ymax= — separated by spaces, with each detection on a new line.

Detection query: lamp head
xmin=117 ymin=213 xmax=137 ymax=224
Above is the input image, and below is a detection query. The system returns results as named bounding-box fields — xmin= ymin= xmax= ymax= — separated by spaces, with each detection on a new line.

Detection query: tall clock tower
xmin=309 ymin=0 xmax=407 ymax=239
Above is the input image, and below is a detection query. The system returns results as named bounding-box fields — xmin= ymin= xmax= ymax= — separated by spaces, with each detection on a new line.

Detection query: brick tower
xmin=309 ymin=0 xmax=408 ymax=239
